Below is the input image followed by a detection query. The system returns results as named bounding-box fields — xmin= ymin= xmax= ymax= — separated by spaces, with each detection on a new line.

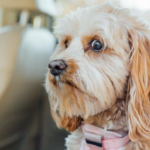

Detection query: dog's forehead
xmin=54 ymin=6 xmax=118 ymax=38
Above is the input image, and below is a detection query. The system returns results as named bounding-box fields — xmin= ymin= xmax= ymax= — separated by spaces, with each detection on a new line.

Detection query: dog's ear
xmin=127 ymin=19 xmax=150 ymax=142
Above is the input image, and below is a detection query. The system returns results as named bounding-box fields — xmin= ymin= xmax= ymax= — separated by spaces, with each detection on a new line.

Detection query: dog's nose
xmin=48 ymin=60 xmax=67 ymax=76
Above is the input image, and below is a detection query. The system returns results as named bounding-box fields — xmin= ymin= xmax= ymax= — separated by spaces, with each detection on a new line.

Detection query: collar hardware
xmin=81 ymin=124 xmax=130 ymax=150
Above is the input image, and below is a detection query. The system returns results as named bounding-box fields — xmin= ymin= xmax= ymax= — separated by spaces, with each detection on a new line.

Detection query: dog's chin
xmin=61 ymin=116 xmax=83 ymax=132
xmin=51 ymin=79 xmax=84 ymax=132
xmin=48 ymin=74 xmax=118 ymax=131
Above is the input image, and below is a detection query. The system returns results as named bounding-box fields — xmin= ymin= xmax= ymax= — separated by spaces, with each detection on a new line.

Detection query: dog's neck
xmin=84 ymin=99 xmax=128 ymax=131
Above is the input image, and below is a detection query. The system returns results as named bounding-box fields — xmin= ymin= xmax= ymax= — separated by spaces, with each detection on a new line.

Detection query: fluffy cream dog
xmin=45 ymin=2 xmax=150 ymax=150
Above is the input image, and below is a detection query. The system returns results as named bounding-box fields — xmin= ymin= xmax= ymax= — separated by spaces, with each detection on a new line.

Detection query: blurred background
xmin=0 ymin=0 xmax=150 ymax=150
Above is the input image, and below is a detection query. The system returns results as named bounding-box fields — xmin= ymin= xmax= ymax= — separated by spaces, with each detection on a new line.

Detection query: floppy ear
xmin=127 ymin=21 xmax=150 ymax=142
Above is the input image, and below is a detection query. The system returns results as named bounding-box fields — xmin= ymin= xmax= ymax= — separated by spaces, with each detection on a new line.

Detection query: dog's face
xmin=46 ymin=3 xmax=129 ymax=124
xmin=46 ymin=3 xmax=150 ymax=140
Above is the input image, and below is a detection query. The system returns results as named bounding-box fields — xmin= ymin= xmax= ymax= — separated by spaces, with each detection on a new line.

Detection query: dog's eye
xmin=64 ymin=39 xmax=68 ymax=48
xmin=91 ymin=40 xmax=103 ymax=52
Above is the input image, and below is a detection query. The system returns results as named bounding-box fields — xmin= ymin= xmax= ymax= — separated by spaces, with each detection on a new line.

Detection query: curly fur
xmin=45 ymin=2 xmax=150 ymax=150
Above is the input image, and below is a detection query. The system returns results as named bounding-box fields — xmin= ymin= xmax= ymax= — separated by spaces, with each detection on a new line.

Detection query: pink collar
xmin=81 ymin=124 xmax=130 ymax=150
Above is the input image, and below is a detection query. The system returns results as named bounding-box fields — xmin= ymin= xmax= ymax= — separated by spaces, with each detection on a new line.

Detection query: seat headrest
xmin=0 ymin=0 xmax=56 ymax=16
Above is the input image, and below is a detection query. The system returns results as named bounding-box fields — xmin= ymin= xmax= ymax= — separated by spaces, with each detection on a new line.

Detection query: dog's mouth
xmin=62 ymin=80 xmax=79 ymax=89
xmin=49 ymin=72 xmax=87 ymax=93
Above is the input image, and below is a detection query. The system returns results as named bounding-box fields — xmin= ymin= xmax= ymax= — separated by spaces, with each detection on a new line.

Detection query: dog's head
xmin=46 ymin=3 xmax=150 ymax=141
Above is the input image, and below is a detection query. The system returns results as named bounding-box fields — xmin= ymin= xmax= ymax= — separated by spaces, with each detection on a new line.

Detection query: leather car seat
xmin=0 ymin=25 xmax=67 ymax=150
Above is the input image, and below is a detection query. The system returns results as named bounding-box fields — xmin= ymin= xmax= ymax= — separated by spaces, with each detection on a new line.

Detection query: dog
xmin=45 ymin=2 xmax=150 ymax=150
